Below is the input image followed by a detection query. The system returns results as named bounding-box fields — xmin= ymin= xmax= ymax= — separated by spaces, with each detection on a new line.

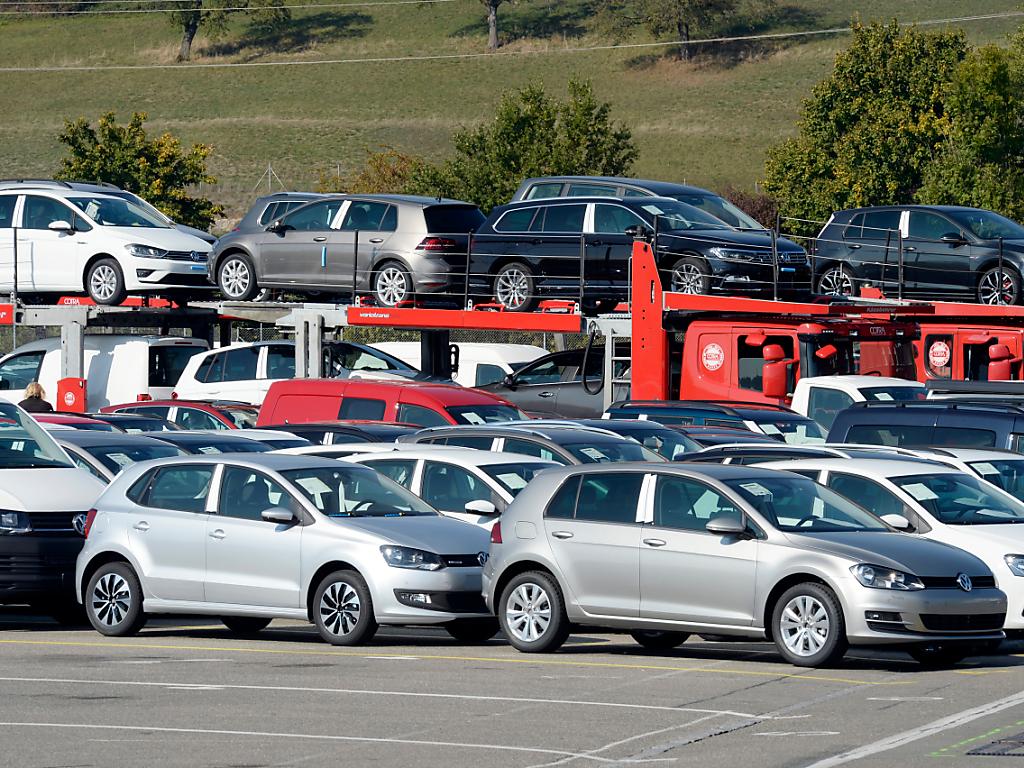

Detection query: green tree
xmin=917 ymin=43 xmax=1024 ymax=220
xmin=56 ymin=111 xmax=223 ymax=230
xmin=317 ymin=146 xmax=424 ymax=194
xmin=169 ymin=0 xmax=290 ymax=62
xmin=763 ymin=21 xmax=967 ymax=233
xmin=410 ymin=79 xmax=636 ymax=211
xmin=598 ymin=0 xmax=739 ymax=60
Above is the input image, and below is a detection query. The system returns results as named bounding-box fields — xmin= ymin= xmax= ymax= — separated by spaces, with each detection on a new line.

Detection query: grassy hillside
xmin=0 ymin=0 xmax=1020 ymax=225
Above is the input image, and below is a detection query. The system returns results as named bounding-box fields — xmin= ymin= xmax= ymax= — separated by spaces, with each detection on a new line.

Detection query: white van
xmin=371 ymin=342 xmax=547 ymax=387
xmin=0 ymin=335 xmax=208 ymax=410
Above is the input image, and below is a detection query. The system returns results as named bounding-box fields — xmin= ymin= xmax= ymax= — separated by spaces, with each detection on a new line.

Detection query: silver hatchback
xmin=76 ymin=453 xmax=495 ymax=645
xmin=483 ymin=463 xmax=1007 ymax=667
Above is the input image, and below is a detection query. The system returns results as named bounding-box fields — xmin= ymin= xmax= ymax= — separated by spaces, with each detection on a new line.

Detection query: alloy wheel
xmin=89 ymin=265 xmax=119 ymax=302
xmin=671 ymin=263 xmax=705 ymax=294
xmin=221 ymin=259 xmax=251 ymax=299
xmin=979 ymin=270 xmax=1017 ymax=305
xmin=496 ymin=267 xmax=530 ymax=309
xmin=376 ymin=267 xmax=409 ymax=305
xmin=505 ymin=582 xmax=552 ymax=642
xmin=779 ymin=594 xmax=830 ymax=657
xmin=319 ymin=580 xmax=361 ymax=636
xmin=91 ymin=572 xmax=132 ymax=627
xmin=818 ymin=268 xmax=855 ymax=296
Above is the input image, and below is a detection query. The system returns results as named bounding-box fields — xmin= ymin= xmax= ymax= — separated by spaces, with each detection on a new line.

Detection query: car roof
xmin=136 ymin=452 xmax=365 ymax=472
xmin=549 ymin=461 xmax=798 ymax=481
xmin=755 ymin=457 xmax=960 ymax=475
xmin=904 ymin=447 xmax=1023 ymax=461
xmin=266 ymin=379 xmax=512 ymax=405
xmin=412 ymin=424 xmax=632 ymax=443
xmin=832 ymin=205 xmax=996 ymax=217
xmin=609 ymin=400 xmax=796 ymax=417
xmin=310 ymin=193 xmax=474 ymax=208
xmin=55 ymin=431 xmax=172 ymax=448
xmin=0 ymin=187 xmax=123 ymax=203
xmin=499 ymin=194 xmax=683 ymax=209
xmin=519 ymin=176 xmax=714 ymax=196
xmin=37 ymin=413 xmax=110 ymax=425
xmin=153 ymin=431 xmax=261 ymax=444
xmin=201 ymin=428 xmax=308 ymax=441
xmin=352 ymin=448 xmax=556 ymax=466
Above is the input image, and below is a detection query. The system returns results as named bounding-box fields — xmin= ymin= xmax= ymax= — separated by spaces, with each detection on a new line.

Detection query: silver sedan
xmin=483 ymin=463 xmax=1007 ymax=667
xmin=76 ymin=453 xmax=495 ymax=645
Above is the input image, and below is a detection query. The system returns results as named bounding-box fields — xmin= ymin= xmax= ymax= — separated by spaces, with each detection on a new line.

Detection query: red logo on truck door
xmin=928 ymin=340 xmax=951 ymax=369
xmin=702 ymin=343 xmax=725 ymax=371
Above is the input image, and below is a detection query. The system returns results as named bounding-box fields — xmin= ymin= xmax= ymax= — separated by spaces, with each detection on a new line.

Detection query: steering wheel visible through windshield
xmin=725 ymin=475 xmax=889 ymax=532
xmin=637 ymin=200 xmax=733 ymax=231
xmin=282 ymin=466 xmax=437 ymax=517
xmin=68 ymin=196 xmax=171 ymax=228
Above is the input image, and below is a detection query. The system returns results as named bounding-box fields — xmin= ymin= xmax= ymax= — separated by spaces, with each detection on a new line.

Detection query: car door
xmin=543 ymin=472 xmax=644 ymax=618
xmin=0 ymin=195 xmax=19 ymax=292
xmin=261 ymin=199 xmax=345 ymax=285
xmin=486 ymin=351 xmax=580 ymax=416
xmin=824 ymin=471 xmax=927 ymax=531
xmin=205 ymin=465 xmax=304 ymax=608
xmin=211 ymin=347 xmax=260 ymax=402
xmin=853 ymin=210 xmax=902 ymax=289
xmin=339 ymin=200 xmax=398 ymax=292
xmin=475 ymin=206 xmax=542 ymax=304
xmin=639 ymin=474 xmax=758 ymax=625
xmin=127 ymin=464 xmax=214 ymax=602
xmin=17 ymin=195 xmax=89 ymax=290
xmin=419 ymin=459 xmax=503 ymax=525
xmin=532 ymin=203 xmax=588 ymax=293
xmin=903 ymin=210 xmax=973 ymax=296
xmin=589 ymin=203 xmax=646 ymax=289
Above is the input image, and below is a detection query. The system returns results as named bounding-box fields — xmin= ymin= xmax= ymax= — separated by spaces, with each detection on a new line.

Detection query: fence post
xmin=578 ymin=233 xmax=585 ymax=309
xmin=11 ymin=226 xmax=18 ymax=343
xmin=464 ymin=230 xmax=473 ymax=309
xmin=771 ymin=226 xmax=779 ymax=302
xmin=351 ymin=230 xmax=359 ymax=301
xmin=897 ymin=228 xmax=904 ymax=302
xmin=999 ymin=236 xmax=1005 ymax=305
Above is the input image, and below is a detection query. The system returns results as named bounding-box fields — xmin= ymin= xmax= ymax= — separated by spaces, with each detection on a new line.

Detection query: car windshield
xmin=482 ymin=462 xmax=554 ymax=496
xmin=0 ymin=403 xmax=74 ymax=469
xmin=85 ymin=443 xmax=184 ymax=474
xmin=446 ymin=405 xmax=524 ymax=424
xmin=756 ymin=419 xmax=826 ymax=445
xmin=68 ymin=196 xmax=170 ymax=228
xmin=950 ymin=209 xmax=1024 ymax=240
xmin=219 ymin=407 xmax=259 ymax=429
xmin=636 ymin=200 xmax=733 ymax=231
xmin=178 ymin=439 xmax=269 ymax=455
xmin=326 ymin=344 xmax=414 ymax=375
xmin=725 ymin=476 xmax=889 ymax=532
xmin=282 ymin=466 xmax=436 ymax=517
xmin=609 ymin=425 xmax=695 ymax=459
xmin=563 ymin=440 xmax=662 ymax=463
xmin=893 ymin=472 xmax=1024 ymax=525
xmin=967 ymin=459 xmax=1024 ymax=501
xmin=861 ymin=386 xmax=927 ymax=402
xmin=71 ymin=421 xmax=118 ymax=432
xmin=671 ymin=193 xmax=765 ymax=230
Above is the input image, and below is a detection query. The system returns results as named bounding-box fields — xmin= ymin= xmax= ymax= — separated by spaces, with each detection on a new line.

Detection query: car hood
xmin=0 ymin=468 xmax=104 ymax=511
xmin=783 ymin=530 xmax=990 ymax=577
xmin=97 ymin=226 xmax=213 ymax=252
xmin=175 ymin=223 xmax=217 ymax=244
xmin=933 ymin=522 xmax=1024 ymax=550
xmin=331 ymin=514 xmax=490 ymax=554
xmin=670 ymin=229 xmax=805 ymax=253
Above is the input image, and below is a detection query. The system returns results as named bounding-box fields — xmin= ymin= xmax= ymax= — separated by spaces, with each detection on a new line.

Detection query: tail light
xmin=490 ymin=520 xmax=502 ymax=544
xmin=136 ymin=393 xmax=152 ymax=402
xmin=83 ymin=509 xmax=97 ymax=538
xmin=417 ymin=237 xmax=457 ymax=252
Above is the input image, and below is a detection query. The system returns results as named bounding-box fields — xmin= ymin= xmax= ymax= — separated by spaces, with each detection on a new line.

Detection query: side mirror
xmin=881 ymin=513 xmax=913 ymax=531
xmin=465 ymin=499 xmax=498 ymax=516
xmin=261 ymin=507 xmax=296 ymax=524
xmin=48 ymin=220 xmax=73 ymax=233
xmin=706 ymin=512 xmax=747 ymax=536
xmin=266 ymin=220 xmax=287 ymax=234
xmin=502 ymin=373 xmax=517 ymax=389
xmin=940 ymin=233 xmax=966 ymax=246
xmin=624 ymin=224 xmax=653 ymax=240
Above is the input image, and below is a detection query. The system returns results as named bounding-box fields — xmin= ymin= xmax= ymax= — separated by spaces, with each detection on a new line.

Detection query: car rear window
xmin=424 ymin=205 xmax=485 ymax=234
xmin=843 ymin=424 xmax=996 ymax=448
xmin=150 ymin=345 xmax=204 ymax=388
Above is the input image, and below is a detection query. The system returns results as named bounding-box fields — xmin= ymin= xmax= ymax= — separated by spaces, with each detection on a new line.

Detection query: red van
xmin=256 ymin=379 xmax=526 ymax=428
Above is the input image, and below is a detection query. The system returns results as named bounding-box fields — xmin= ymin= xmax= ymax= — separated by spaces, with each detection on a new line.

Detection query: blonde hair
xmin=25 ymin=382 xmax=45 ymax=399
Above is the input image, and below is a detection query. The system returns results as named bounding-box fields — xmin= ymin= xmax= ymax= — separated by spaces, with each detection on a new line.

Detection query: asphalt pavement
xmin=0 ymin=608 xmax=1022 ymax=767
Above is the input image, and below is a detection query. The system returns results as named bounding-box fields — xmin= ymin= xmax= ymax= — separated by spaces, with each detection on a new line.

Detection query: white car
xmin=371 ymin=342 xmax=547 ymax=387
xmin=0 ymin=188 xmax=212 ymax=304
xmin=347 ymin=448 xmax=558 ymax=528
xmin=891 ymin=448 xmax=1024 ymax=502
xmin=759 ymin=457 xmax=1024 ymax=636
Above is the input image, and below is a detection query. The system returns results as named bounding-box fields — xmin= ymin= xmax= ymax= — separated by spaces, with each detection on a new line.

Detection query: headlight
xmin=709 ymin=246 xmax=768 ymax=262
xmin=0 ymin=511 xmax=31 ymax=534
xmin=1005 ymin=554 xmax=1024 ymax=577
xmin=125 ymin=243 xmax=168 ymax=259
xmin=380 ymin=545 xmax=444 ymax=571
xmin=851 ymin=564 xmax=924 ymax=591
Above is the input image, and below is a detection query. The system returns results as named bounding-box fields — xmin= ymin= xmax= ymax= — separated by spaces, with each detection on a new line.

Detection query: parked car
xmin=814 ymin=205 xmax=1024 ymax=305
xmin=522 ymin=419 xmax=694 ymax=460
xmin=0 ymin=335 xmax=208 ymax=411
xmin=686 ymin=443 xmax=916 ymax=465
xmin=605 ymin=401 xmax=826 ymax=445
xmin=371 ymin=342 xmax=548 ymax=388
xmin=884 ymin=447 xmax=1024 ymax=502
xmin=348 ymin=448 xmax=558 ymax=528
xmin=56 ymin=431 xmax=185 ymax=483
xmin=264 ymin=421 xmax=419 ymax=445
xmin=483 ymin=462 xmax=1006 ymax=666
xmin=399 ymin=424 xmax=665 ymax=465
xmin=173 ymin=340 xmax=426 ymax=405
xmin=758 ymin=457 xmax=1024 ymax=638
xmin=101 ymin=400 xmax=260 ymax=430
xmin=256 ymin=380 xmax=524 ymax=428
xmin=275 ymin=443 xmax=467 ymax=460
xmin=209 ymin=194 xmax=484 ymax=306
xmin=204 ymin=428 xmax=311 ymax=450
xmin=788 ymin=375 xmax=926 ymax=431
xmin=827 ymin=401 xmax=1024 ymax=451
xmin=469 ymin=196 xmax=808 ymax=311
xmin=76 ymin=453 xmax=495 ymax=645
xmin=34 ymin=413 xmax=119 ymax=432
xmin=0 ymin=187 xmax=213 ymax=304
xmin=82 ymin=412 xmax=179 ymax=433
xmin=148 ymin=431 xmax=271 ymax=455
xmin=665 ymin=425 xmax=780 ymax=449
xmin=0 ymin=401 xmax=105 ymax=621
xmin=229 ymin=192 xmax=329 ymax=235
xmin=511 ymin=176 xmax=766 ymax=231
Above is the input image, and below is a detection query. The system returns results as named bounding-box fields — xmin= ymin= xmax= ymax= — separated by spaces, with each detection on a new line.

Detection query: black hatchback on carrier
xmin=468 ymin=196 xmax=810 ymax=311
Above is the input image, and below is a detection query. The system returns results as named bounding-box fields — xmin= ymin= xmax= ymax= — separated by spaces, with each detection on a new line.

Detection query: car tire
xmin=218 ymin=253 xmax=260 ymax=301
xmin=977 ymin=266 xmax=1022 ymax=305
xmin=630 ymin=629 xmax=690 ymax=651
xmin=499 ymin=570 xmax=570 ymax=653
xmin=908 ymin=643 xmax=970 ymax=668
xmin=86 ymin=258 xmax=127 ymax=305
xmin=85 ymin=562 xmax=147 ymax=637
xmin=771 ymin=582 xmax=847 ymax=667
xmin=313 ymin=569 xmax=378 ymax=646
xmin=817 ymin=265 xmax=856 ymax=297
xmin=669 ymin=257 xmax=712 ymax=295
xmin=220 ymin=616 xmax=272 ymax=636
xmin=445 ymin=618 xmax=500 ymax=644
xmin=493 ymin=262 xmax=537 ymax=312
xmin=374 ymin=261 xmax=413 ymax=307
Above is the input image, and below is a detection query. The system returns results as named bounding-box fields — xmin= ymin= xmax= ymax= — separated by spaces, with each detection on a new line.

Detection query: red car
xmin=32 ymin=413 xmax=121 ymax=432
xmin=257 ymin=379 xmax=525 ymax=428
xmin=100 ymin=399 xmax=259 ymax=430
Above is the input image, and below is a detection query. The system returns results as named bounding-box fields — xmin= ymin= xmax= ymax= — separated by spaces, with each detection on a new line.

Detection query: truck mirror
xmin=762 ymin=363 xmax=788 ymax=399
xmin=815 ymin=344 xmax=838 ymax=360
xmin=746 ymin=332 xmax=767 ymax=347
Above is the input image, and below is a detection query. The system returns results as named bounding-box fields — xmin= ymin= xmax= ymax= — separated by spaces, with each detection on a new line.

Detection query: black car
xmin=56 ymin=431 xmax=185 ymax=482
xmin=262 ymin=421 xmax=420 ymax=445
xmin=813 ymin=205 xmax=1024 ymax=305
xmin=468 ymin=196 xmax=809 ymax=311
xmin=668 ymin=425 xmax=779 ymax=448
xmin=521 ymin=418 xmax=696 ymax=459
xmin=149 ymin=432 xmax=271 ymax=455
xmin=80 ymin=412 xmax=179 ymax=433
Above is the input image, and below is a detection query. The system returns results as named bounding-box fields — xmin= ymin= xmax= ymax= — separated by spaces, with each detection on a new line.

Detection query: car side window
xmin=176 ymin=408 xmax=223 ymax=431
xmin=594 ymin=204 xmax=645 ymax=235
xmin=266 ymin=345 xmax=295 ymax=379
xmin=524 ymin=183 xmax=564 ymax=200
xmin=283 ymin=200 xmax=343 ymax=231
xmin=475 ymin=364 xmax=507 ymax=387
xmin=567 ymin=183 xmax=616 ymax=197
xmin=908 ymin=211 xmax=956 ymax=241
xmin=0 ymin=196 xmax=16 ymax=228
xmin=827 ymin=473 xmax=910 ymax=518
xmin=572 ymin=473 xmax=644 ymax=523
xmin=222 ymin=347 xmax=259 ymax=382
xmin=541 ymin=204 xmax=586 ymax=233
xmin=397 ymin=403 xmax=448 ymax=427
xmin=365 ymin=459 xmax=417 ymax=488
xmin=421 ymin=461 xmax=495 ymax=511
xmin=338 ymin=397 xmax=387 ymax=421
xmin=738 ymin=334 xmax=794 ymax=392
xmin=0 ymin=351 xmax=44 ymax=391
xmin=128 ymin=405 xmax=171 ymax=419
xmin=515 ymin=356 xmax=570 ymax=385
xmin=843 ymin=213 xmax=864 ymax=239
xmin=653 ymin=475 xmax=740 ymax=531
xmin=502 ymin=438 xmax=567 ymax=464
xmin=806 ymin=387 xmax=854 ymax=432
xmin=340 ymin=201 xmax=394 ymax=232
xmin=861 ymin=211 xmax=901 ymax=240
xmin=494 ymin=207 xmax=538 ymax=233
xmin=219 ymin=466 xmax=298 ymax=521
xmin=546 ymin=475 xmax=580 ymax=518
xmin=143 ymin=465 xmax=215 ymax=513
xmin=21 ymin=195 xmax=74 ymax=230
xmin=843 ymin=424 xmax=933 ymax=447
xmin=443 ymin=435 xmax=495 ymax=450
xmin=70 ymin=453 xmax=106 ymax=481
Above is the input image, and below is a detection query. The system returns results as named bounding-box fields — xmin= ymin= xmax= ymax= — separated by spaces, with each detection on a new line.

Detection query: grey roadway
xmin=0 ymin=609 xmax=1022 ymax=768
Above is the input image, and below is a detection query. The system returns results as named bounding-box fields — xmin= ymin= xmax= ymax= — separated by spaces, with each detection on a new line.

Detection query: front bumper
xmin=126 ymin=256 xmax=212 ymax=291
xmin=0 ymin=533 xmax=83 ymax=603
xmin=372 ymin=564 xmax=490 ymax=624
xmin=708 ymin=258 xmax=811 ymax=294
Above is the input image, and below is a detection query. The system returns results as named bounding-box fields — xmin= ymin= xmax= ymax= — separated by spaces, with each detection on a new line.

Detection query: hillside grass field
xmin=1 ymin=0 xmax=1021 ymax=224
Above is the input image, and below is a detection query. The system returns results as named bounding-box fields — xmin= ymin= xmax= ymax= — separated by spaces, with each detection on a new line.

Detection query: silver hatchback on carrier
xmin=483 ymin=463 xmax=1007 ymax=667
xmin=76 ymin=453 xmax=496 ymax=645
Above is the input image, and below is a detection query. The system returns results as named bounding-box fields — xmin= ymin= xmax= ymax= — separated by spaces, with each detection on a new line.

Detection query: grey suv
xmin=209 ymin=195 xmax=484 ymax=305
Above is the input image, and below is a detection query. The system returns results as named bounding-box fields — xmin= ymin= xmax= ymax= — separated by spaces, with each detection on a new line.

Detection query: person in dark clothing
xmin=18 ymin=382 xmax=54 ymax=413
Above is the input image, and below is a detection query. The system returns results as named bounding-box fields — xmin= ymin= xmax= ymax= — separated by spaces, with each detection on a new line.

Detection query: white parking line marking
xmin=803 ymin=688 xmax=1024 ymax=768
xmin=361 ymin=655 xmax=420 ymax=660
xmin=0 ymin=722 xmax=673 ymax=763
xmin=755 ymin=731 xmax=839 ymax=737
xmin=0 ymin=676 xmax=762 ymax=718
xmin=866 ymin=697 xmax=944 ymax=702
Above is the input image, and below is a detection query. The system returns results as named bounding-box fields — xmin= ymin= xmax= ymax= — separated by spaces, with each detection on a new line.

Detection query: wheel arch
xmin=492 ymin=559 xmax=562 ymax=613
xmin=82 ymin=253 xmax=118 ymax=290
xmin=305 ymin=560 xmax=362 ymax=622
xmin=79 ymin=550 xmax=135 ymax=604
xmin=211 ymin=246 xmax=255 ymax=280
xmin=761 ymin=572 xmax=842 ymax=642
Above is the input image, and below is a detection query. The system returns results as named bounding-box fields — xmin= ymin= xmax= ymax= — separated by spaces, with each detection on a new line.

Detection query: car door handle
xmin=369 ymin=237 xmax=384 ymax=244
xmin=551 ymin=531 xmax=574 ymax=539
xmin=209 ymin=529 xmax=226 ymax=540
xmin=538 ymin=391 xmax=555 ymax=398
xmin=531 ymin=238 xmax=543 ymax=245
xmin=643 ymin=538 xmax=666 ymax=547
xmin=132 ymin=522 xmax=150 ymax=532
xmin=590 ymin=240 xmax=604 ymax=246
xmin=848 ymin=244 xmax=861 ymax=249
xmin=903 ymin=246 xmax=916 ymax=252
xmin=313 ymin=236 xmax=327 ymax=242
